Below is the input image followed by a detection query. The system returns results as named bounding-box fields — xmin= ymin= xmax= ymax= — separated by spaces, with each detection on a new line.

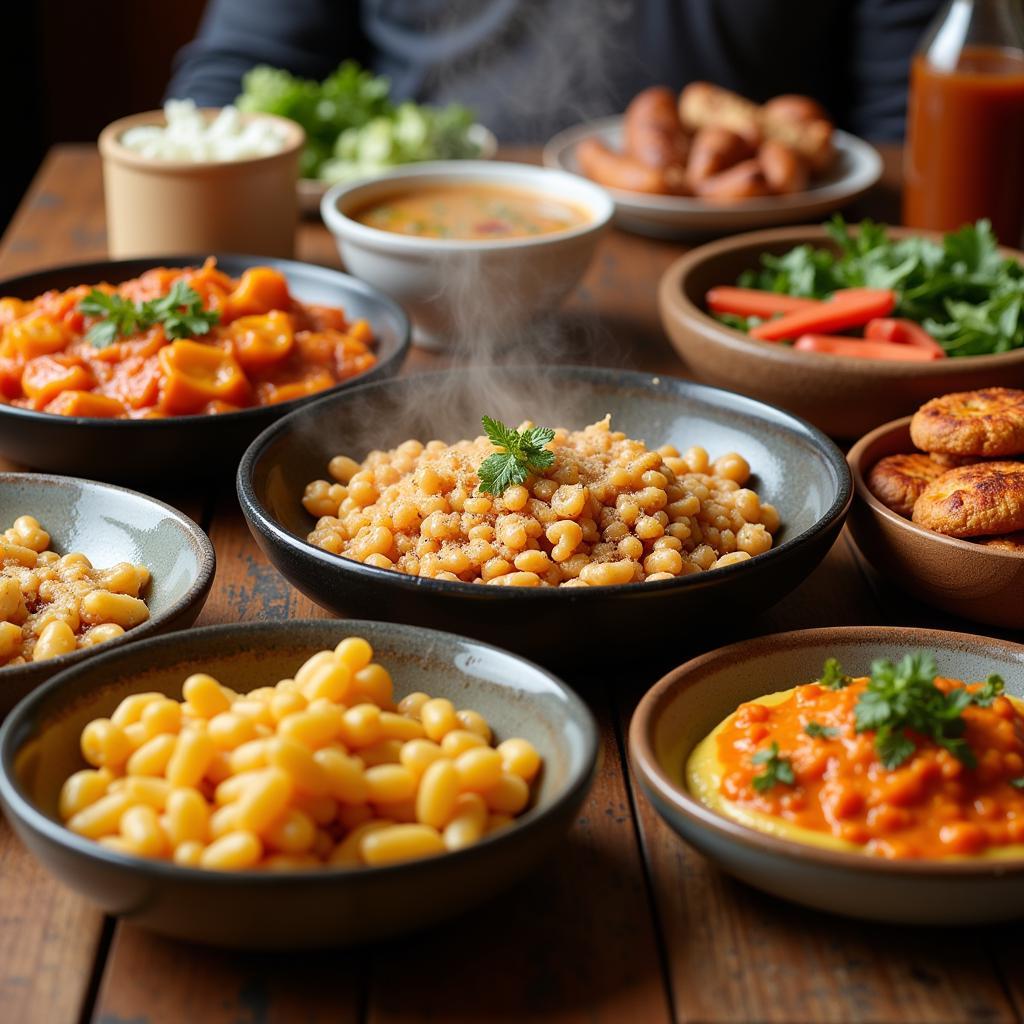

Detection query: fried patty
xmin=910 ymin=388 xmax=1024 ymax=457
xmin=976 ymin=532 xmax=1024 ymax=553
xmin=867 ymin=453 xmax=948 ymax=518
xmin=912 ymin=461 xmax=1024 ymax=537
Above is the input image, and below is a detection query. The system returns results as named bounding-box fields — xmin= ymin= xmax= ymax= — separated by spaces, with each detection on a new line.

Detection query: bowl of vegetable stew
xmin=238 ymin=366 xmax=851 ymax=671
xmin=659 ymin=222 xmax=1024 ymax=439
xmin=0 ymin=619 xmax=597 ymax=948
xmin=0 ymin=255 xmax=410 ymax=483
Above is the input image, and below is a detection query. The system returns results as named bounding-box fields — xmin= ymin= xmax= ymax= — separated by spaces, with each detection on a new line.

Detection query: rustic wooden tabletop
xmin=0 ymin=143 xmax=1021 ymax=1024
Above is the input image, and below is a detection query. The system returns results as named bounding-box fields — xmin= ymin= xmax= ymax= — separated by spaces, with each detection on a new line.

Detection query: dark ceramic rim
xmin=629 ymin=625 xmax=1024 ymax=877
xmin=0 ymin=472 xmax=216 ymax=683
xmin=236 ymin=365 xmax=853 ymax=601
xmin=0 ymin=254 xmax=411 ymax=429
xmin=848 ymin=416 xmax=1024 ymax=561
xmin=0 ymin=618 xmax=599 ymax=884
xmin=659 ymin=225 xmax=1024 ymax=373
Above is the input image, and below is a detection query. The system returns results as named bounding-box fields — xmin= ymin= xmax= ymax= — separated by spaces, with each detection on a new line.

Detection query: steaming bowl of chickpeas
xmin=237 ymin=366 xmax=852 ymax=670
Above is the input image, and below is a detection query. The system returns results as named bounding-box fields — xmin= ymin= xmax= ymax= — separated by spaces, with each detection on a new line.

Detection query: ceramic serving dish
xmin=237 ymin=366 xmax=852 ymax=670
xmin=846 ymin=416 xmax=1024 ymax=629
xmin=320 ymin=160 xmax=613 ymax=349
xmin=629 ymin=625 xmax=1024 ymax=925
xmin=99 ymin=109 xmax=304 ymax=259
xmin=543 ymin=117 xmax=882 ymax=239
xmin=658 ymin=226 xmax=1024 ymax=439
xmin=297 ymin=124 xmax=498 ymax=215
xmin=0 ymin=473 xmax=215 ymax=711
xmin=0 ymin=619 xmax=598 ymax=949
xmin=0 ymin=255 xmax=410 ymax=483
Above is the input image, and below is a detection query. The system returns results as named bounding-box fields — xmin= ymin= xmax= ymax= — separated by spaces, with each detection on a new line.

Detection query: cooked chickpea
xmin=59 ymin=636 xmax=542 ymax=872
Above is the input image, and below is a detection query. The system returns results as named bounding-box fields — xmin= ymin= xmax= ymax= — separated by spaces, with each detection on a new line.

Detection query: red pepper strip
xmin=793 ymin=334 xmax=942 ymax=361
xmin=750 ymin=289 xmax=897 ymax=341
xmin=865 ymin=318 xmax=947 ymax=358
xmin=705 ymin=286 xmax=817 ymax=319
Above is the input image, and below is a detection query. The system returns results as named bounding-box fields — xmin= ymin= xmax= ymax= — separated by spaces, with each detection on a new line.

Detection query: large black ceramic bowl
xmin=238 ymin=367 xmax=852 ymax=667
xmin=0 ymin=473 xmax=215 ymax=712
xmin=0 ymin=255 xmax=410 ymax=483
xmin=0 ymin=619 xmax=598 ymax=948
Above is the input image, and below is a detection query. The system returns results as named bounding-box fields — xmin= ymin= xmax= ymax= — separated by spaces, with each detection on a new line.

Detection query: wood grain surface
xmin=0 ymin=144 xmax=1020 ymax=1024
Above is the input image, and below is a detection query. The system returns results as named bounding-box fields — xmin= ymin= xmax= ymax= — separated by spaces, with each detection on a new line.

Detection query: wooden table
xmin=1 ymin=144 xmax=1021 ymax=1024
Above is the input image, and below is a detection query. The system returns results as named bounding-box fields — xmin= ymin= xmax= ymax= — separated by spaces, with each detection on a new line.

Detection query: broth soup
xmin=352 ymin=184 xmax=590 ymax=240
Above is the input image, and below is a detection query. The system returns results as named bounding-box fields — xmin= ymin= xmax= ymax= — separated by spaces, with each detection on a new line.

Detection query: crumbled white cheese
xmin=120 ymin=100 xmax=288 ymax=162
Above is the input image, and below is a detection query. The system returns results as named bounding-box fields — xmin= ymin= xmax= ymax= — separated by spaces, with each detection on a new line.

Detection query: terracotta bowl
xmin=0 ymin=619 xmax=598 ymax=948
xmin=629 ymin=626 xmax=1024 ymax=925
xmin=658 ymin=225 xmax=1024 ymax=440
xmin=846 ymin=416 xmax=1024 ymax=629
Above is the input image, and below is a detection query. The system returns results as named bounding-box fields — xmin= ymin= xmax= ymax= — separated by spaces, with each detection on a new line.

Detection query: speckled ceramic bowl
xmin=0 ymin=255 xmax=410 ymax=483
xmin=0 ymin=619 xmax=598 ymax=948
xmin=0 ymin=473 xmax=215 ymax=711
xmin=846 ymin=417 xmax=1024 ymax=629
xmin=658 ymin=226 xmax=1024 ymax=439
xmin=630 ymin=626 xmax=1024 ymax=925
xmin=237 ymin=367 xmax=852 ymax=669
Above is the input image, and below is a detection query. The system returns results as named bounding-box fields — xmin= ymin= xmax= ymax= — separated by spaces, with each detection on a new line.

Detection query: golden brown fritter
xmin=867 ymin=453 xmax=949 ymax=518
xmin=912 ymin=461 xmax=1024 ymax=537
xmin=910 ymin=388 xmax=1024 ymax=457
xmin=976 ymin=532 xmax=1024 ymax=553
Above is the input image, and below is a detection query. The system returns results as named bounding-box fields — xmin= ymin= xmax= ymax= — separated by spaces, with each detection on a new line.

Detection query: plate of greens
xmin=236 ymin=61 xmax=497 ymax=213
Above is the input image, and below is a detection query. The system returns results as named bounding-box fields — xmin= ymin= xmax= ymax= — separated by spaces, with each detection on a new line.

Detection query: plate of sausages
xmin=543 ymin=83 xmax=882 ymax=239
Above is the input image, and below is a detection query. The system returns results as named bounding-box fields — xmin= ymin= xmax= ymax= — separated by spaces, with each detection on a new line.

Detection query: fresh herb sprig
xmin=820 ymin=657 xmax=852 ymax=690
xmin=1012 ymin=778 xmax=1024 ymax=790
xmin=476 ymin=416 xmax=555 ymax=495
xmin=804 ymin=721 xmax=839 ymax=740
xmin=751 ymin=742 xmax=795 ymax=792
xmin=727 ymin=216 xmax=1024 ymax=357
xmin=853 ymin=653 xmax=1005 ymax=770
xmin=78 ymin=280 xmax=219 ymax=349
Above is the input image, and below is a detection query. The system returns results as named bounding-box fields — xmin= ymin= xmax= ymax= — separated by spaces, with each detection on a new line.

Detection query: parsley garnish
xmin=971 ymin=674 xmax=1005 ymax=707
xmin=854 ymin=653 xmax=982 ymax=770
xmin=78 ymin=280 xmax=219 ymax=349
xmin=1011 ymin=778 xmax=1024 ymax=790
xmin=804 ymin=721 xmax=839 ymax=740
xmin=820 ymin=657 xmax=852 ymax=690
xmin=751 ymin=742 xmax=795 ymax=792
xmin=476 ymin=416 xmax=555 ymax=495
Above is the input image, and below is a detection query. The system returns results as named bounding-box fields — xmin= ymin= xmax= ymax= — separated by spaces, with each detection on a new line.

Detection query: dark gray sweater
xmin=168 ymin=0 xmax=942 ymax=142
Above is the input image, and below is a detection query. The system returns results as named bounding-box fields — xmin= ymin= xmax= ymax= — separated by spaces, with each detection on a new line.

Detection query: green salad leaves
xmin=237 ymin=60 xmax=480 ymax=182
xmin=732 ymin=217 xmax=1024 ymax=356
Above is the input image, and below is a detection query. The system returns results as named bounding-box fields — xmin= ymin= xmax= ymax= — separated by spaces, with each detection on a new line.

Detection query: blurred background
xmin=2 ymin=0 xmax=205 ymax=232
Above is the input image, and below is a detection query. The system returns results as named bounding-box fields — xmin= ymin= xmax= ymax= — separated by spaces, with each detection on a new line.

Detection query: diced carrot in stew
xmin=304 ymin=304 xmax=349 ymax=332
xmin=21 ymin=355 xmax=94 ymax=409
xmin=157 ymin=340 xmax=252 ymax=415
xmin=44 ymin=390 xmax=126 ymax=418
xmin=104 ymin=355 xmax=163 ymax=410
xmin=0 ymin=298 xmax=29 ymax=327
xmin=256 ymin=368 xmax=336 ymax=405
xmin=750 ymin=289 xmax=896 ymax=341
xmin=226 ymin=311 xmax=295 ymax=372
xmin=2 ymin=315 xmax=71 ymax=359
xmin=221 ymin=267 xmax=292 ymax=322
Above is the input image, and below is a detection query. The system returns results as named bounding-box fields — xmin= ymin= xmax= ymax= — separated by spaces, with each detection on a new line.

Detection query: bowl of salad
xmin=659 ymin=219 xmax=1024 ymax=438
xmin=236 ymin=61 xmax=497 ymax=214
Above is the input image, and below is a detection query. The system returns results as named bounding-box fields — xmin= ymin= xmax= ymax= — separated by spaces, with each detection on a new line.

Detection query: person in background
xmin=169 ymin=0 xmax=942 ymax=143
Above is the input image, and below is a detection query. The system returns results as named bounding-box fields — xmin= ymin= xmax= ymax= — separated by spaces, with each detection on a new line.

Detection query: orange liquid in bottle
xmin=904 ymin=46 xmax=1024 ymax=244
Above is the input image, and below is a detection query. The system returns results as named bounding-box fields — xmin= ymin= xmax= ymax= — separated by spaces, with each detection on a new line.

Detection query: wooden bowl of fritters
xmin=847 ymin=389 xmax=1024 ymax=629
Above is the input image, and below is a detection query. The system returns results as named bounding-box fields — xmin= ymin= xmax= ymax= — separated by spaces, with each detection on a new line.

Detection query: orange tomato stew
xmin=0 ymin=259 xmax=377 ymax=418
xmin=704 ymin=663 xmax=1024 ymax=859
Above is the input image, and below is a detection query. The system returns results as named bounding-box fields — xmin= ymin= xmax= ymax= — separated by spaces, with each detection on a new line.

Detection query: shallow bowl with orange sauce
xmin=0 ymin=255 xmax=409 ymax=483
xmin=629 ymin=626 xmax=1024 ymax=924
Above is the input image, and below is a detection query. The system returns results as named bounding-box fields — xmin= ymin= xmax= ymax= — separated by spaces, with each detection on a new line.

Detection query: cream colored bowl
xmin=99 ymin=109 xmax=304 ymax=259
xmin=320 ymin=161 xmax=613 ymax=349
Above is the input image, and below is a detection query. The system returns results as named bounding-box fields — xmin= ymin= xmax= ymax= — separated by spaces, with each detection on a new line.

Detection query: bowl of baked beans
xmin=0 ymin=473 xmax=215 ymax=709
xmin=0 ymin=619 xmax=597 ymax=948
xmin=237 ymin=366 xmax=852 ymax=669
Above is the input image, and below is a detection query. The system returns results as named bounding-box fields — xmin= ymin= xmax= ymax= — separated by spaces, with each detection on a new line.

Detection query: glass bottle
xmin=903 ymin=0 xmax=1024 ymax=244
